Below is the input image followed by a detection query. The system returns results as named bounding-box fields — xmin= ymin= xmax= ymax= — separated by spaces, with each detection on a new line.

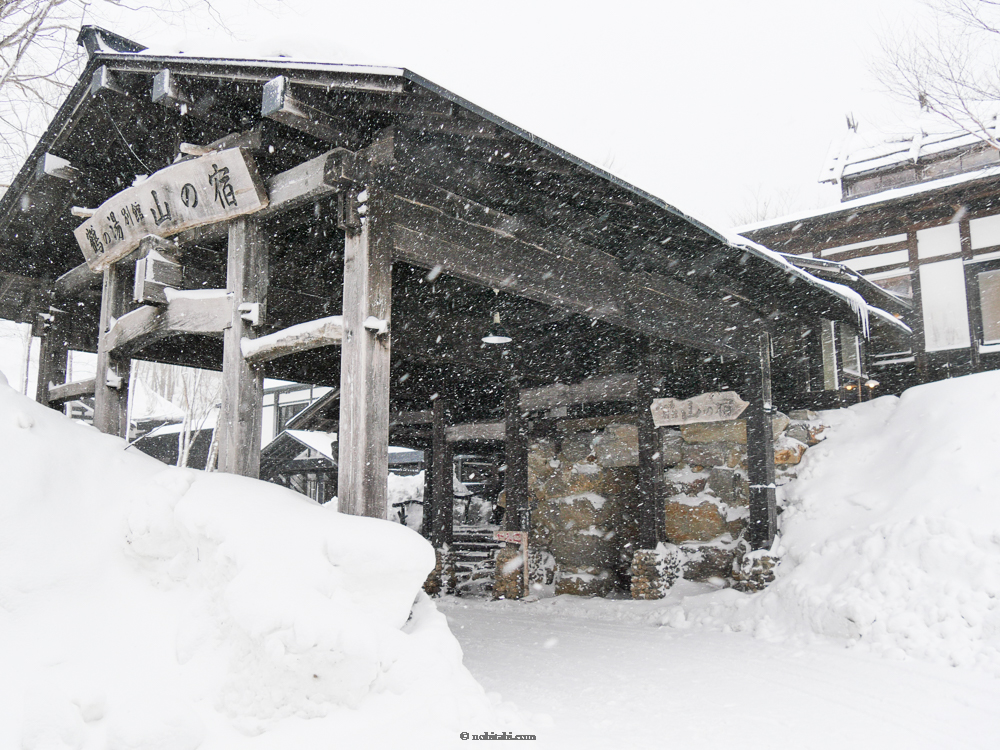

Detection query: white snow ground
xmin=441 ymin=593 xmax=999 ymax=749
xmin=3 ymin=360 xmax=1000 ymax=748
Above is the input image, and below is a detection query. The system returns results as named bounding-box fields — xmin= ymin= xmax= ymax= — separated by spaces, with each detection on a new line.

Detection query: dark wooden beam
xmin=504 ymin=364 xmax=530 ymax=532
xmin=105 ymin=295 xmax=231 ymax=356
xmin=93 ymin=262 xmax=132 ymax=437
xmin=262 ymin=76 xmax=361 ymax=146
xmin=217 ymin=217 xmax=267 ymax=477
xmin=387 ymin=191 xmax=753 ymax=357
xmin=745 ymin=331 xmax=777 ymax=550
xmin=337 ymin=184 xmax=393 ymax=517
xmin=34 ymin=307 xmax=69 ymax=409
xmin=446 ymin=421 xmax=505 ymax=443
xmin=428 ymin=398 xmax=453 ymax=550
xmin=636 ymin=339 xmax=665 ymax=549
xmin=54 ymin=262 xmax=102 ymax=297
xmin=48 ymin=378 xmax=96 ymax=404
xmin=520 ymin=373 xmax=637 ymax=412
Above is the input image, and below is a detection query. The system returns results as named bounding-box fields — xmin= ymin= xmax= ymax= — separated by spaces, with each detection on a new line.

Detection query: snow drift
xmin=666 ymin=371 xmax=1000 ymax=674
xmin=0 ymin=372 xmax=496 ymax=748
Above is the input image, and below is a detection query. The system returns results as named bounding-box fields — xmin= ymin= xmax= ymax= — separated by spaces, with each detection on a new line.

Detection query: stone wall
xmin=525 ymin=408 xmax=825 ymax=596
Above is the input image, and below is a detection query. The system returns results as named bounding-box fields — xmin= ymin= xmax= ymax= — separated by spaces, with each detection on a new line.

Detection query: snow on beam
xmin=105 ymin=292 xmax=232 ymax=355
xmin=240 ymin=315 xmax=344 ymax=365
xmin=48 ymin=378 xmax=96 ymax=405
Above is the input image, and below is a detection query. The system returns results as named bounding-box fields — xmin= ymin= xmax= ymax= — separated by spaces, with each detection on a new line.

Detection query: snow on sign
xmin=73 ymin=148 xmax=269 ymax=271
xmin=650 ymin=391 xmax=749 ymax=427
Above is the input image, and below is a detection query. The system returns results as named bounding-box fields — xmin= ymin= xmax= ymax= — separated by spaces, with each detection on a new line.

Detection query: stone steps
xmin=450 ymin=526 xmax=501 ymax=595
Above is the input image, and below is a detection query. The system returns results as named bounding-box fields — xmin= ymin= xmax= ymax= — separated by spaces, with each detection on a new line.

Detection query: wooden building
xmin=741 ymin=124 xmax=1000 ymax=392
xmin=0 ymin=26 xmax=898 ymax=556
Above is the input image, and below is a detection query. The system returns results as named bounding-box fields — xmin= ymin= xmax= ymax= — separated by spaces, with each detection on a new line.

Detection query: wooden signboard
xmin=650 ymin=391 xmax=749 ymax=427
xmin=494 ymin=530 xmax=526 ymax=544
xmin=73 ymin=148 xmax=269 ymax=271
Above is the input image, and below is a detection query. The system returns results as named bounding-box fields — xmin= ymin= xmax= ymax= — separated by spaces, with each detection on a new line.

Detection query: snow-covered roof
xmin=736 ymin=164 xmax=1000 ymax=235
xmin=819 ymin=118 xmax=999 ymax=184
xmin=128 ymin=378 xmax=185 ymax=423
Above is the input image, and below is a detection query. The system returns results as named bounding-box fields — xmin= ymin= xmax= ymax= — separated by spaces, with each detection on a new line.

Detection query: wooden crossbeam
xmin=387 ymin=193 xmax=753 ymax=357
xmin=48 ymin=378 xmax=96 ymax=404
xmin=174 ymin=148 xmax=363 ymax=247
xmin=262 ymin=76 xmax=361 ymax=146
xmin=520 ymin=373 xmax=637 ymax=411
xmin=446 ymin=421 xmax=505 ymax=443
xmin=105 ymin=293 xmax=231 ymax=355
xmin=241 ymin=315 xmax=344 ymax=364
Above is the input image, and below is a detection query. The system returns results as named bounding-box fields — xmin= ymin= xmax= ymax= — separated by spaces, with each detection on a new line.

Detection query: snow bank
xmin=0 ymin=373 xmax=497 ymax=748
xmin=664 ymin=371 xmax=1000 ymax=674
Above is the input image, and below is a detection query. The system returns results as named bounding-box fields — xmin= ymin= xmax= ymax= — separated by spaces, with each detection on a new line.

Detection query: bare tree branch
xmin=874 ymin=0 xmax=1000 ymax=148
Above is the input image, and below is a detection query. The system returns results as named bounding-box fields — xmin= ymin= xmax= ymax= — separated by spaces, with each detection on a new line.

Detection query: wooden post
xmin=337 ymin=184 xmax=392 ymax=518
xmin=745 ymin=331 xmax=777 ymax=550
xmin=504 ymin=362 xmax=530 ymax=532
xmin=93 ymin=262 xmax=132 ymax=437
xmin=428 ymin=398 xmax=453 ymax=549
xmin=35 ymin=306 xmax=69 ymax=409
xmin=217 ymin=216 xmax=267 ymax=477
xmin=637 ymin=338 xmax=665 ymax=549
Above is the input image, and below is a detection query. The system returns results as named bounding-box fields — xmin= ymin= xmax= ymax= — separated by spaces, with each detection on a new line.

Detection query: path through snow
xmin=440 ymin=595 xmax=999 ymax=749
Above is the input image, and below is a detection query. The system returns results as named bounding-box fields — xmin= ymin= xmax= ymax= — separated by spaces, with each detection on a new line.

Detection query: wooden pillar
xmin=637 ymin=338 xmax=665 ymax=549
xmin=217 ymin=216 xmax=268 ymax=477
xmin=93 ymin=262 xmax=132 ymax=437
xmin=35 ymin=306 xmax=69 ymax=409
xmin=745 ymin=330 xmax=777 ymax=550
xmin=504 ymin=364 xmax=529 ymax=532
xmin=337 ymin=184 xmax=392 ymax=518
xmin=426 ymin=398 xmax=453 ymax=548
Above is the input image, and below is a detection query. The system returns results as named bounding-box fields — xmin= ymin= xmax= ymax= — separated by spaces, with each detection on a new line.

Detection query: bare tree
xmin=0 ymin=0 xmax=231 ymax=182
xmin=729 ymin=185 xmax=800 ymax=228
xmin=0 ymin=0 xmax=88 ymax=179
xmin=875 ymin=0 xmax=1000 ymax=147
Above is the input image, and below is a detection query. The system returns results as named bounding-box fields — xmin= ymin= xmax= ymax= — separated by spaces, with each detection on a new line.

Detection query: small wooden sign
xmin=494 ymin=530 xmax=526 ymax=544
xmin=650 ymin=391 xmax=749 ymax=427
xmin=73 ymin=148 xmax=269 ymax=271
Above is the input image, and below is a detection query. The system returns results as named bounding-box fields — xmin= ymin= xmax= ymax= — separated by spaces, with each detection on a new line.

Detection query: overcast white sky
xmin=93 ymin=0 xmax=926 ymax=229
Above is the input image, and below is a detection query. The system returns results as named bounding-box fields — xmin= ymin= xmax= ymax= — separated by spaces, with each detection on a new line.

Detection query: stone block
xmin=528 ymin=438 xmax=558 ymax=485
xmin=806 ymin=424 xmax=826 ymax=446
xmin=593 ymin=423 xmax=639 ymax=467
xmin=423 ymin=548 xmax=455 ymax=597
xmin=681 ymin=441 xmax=728 ymax=467
xmin=629 ymin=545 xmax=682 ymax=599
xmin=493 ymin=546 xmax=525 ymax=600
xmin=678 ymin=542 xmax=735 ymax=581
xmin=681 ymin=419 xmax=746 ymax=444
xmin=733 ymin=540 xmax=778 ymax=592
xmin=554 ymin=565 xmax=615 ymax=597
xmin=661 ymin=430 xmax=683 ymax=465
xmin=774 ymin=435 xmax=807 ymax=465
xmin=679 ymin=412 xmax=790 ymax=445
xmin=559 ymin=431 xmax=595 ymax=464
xmin=706 ymin=467 xmax=748 ymax=507
xmin=788 ymin=409 xmax=818 ymax=421
xmin=663 ymin=499 xmax=728 ymax=543
xmin=785 ymin=423 xmax=810 ymax=445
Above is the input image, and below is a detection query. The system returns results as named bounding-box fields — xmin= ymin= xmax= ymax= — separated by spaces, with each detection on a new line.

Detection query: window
xmin=820 ymin=319 xmax=838 ymax=390
xmin=276 ymin=401 xmax=308 ymax=432
xmin=868 ymin=272 xmax=912 ymax=299
xmin=840 ymin=326 xmax=862 ymax=376
xmin=978 ymin=268 xmax=1000 ymax=345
